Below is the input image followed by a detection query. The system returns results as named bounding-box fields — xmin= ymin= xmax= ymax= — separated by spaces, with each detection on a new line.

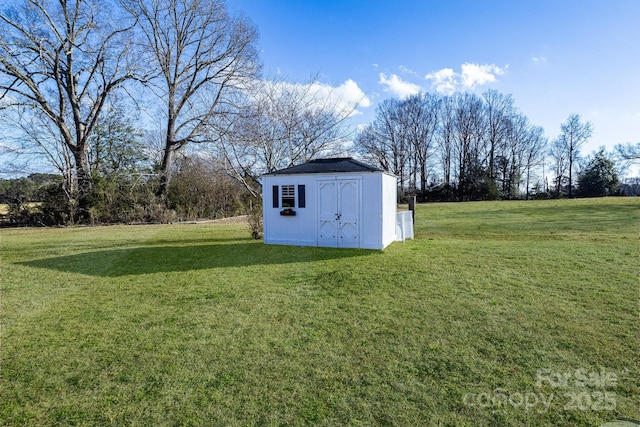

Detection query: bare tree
xmin=556 ymin=114 xmax=593 ymax=197
xmin=615 ymin=142 xmax=640 ymax=174
xmin=124 ymin=0 xmax=259 ymax=193
xmin=522 ymin=125 xmax=547 ymax=198
xmin=549 ymin=136 xmax=569 ymax=197
xmin=400 ymin=93 xmax=439 ymax=194
xmin=482 ymin=90 xmax=514 ymax=180
xmin=437 ymin=95 xmax=455 ymax=187
xmin=355 ymin=124 xmax=390 ymax=171
xmin=215 ymin=77 xmax=357 ymax=198
xmin=498 ymin=113 xmax=547 ymax=199
xmin=453 ymin=92 xmax=487 ymax=200
xmin=1 ymin=106 xmax=75 ymax=196
xmin=0 ymin=0 xmax=138 ymax=217
xmin=615 ymin=142 xmax=640 ymax=161
xmin=355 ymin=98 xmax=410 ymax=188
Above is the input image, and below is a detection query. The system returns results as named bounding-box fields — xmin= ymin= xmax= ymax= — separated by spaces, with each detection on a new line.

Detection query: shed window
xmin=281 ymin=185 xmax=295 ymax=208
xmin=298 ymin=185 xmax=306 ymax=208
xmin=272 ymin=185 xmax=279 ymax=208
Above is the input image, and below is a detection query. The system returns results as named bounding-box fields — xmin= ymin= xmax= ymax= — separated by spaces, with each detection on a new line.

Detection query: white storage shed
xmin=261 ymin=157 xmax=398 ymax=250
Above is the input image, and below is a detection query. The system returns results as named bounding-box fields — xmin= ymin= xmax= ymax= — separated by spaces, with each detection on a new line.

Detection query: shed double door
xmin=318 ymin=179 xmax=359 ymax=248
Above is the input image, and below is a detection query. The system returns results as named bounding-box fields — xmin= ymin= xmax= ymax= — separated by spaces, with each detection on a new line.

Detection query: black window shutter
xmin=272 ymin=185 xmax=279 ymax=208
xmin=298 ymin=185 xmax=306 ymax=208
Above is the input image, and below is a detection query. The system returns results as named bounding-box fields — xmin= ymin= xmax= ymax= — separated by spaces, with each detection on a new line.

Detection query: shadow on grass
xmin=21 ymin=242 xmax=373 ymax=277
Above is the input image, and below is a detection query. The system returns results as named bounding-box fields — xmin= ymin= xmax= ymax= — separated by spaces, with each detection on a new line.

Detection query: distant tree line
xmin=0 ymin=0 xmax=636 ymax=226
xmin=353 ymin=91 xmax=632 ymax=201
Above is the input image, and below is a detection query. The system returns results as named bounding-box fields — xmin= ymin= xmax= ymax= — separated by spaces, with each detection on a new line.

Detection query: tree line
xmin=0 ymin=0 xmax=637 ymax=226
xmin=353 ymin=91 xmax=634 ymax=201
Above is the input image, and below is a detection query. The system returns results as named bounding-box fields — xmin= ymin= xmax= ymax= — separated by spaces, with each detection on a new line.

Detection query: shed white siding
xmin=261 ymin=159 xmax=398 ymax=250
xmin=263 ymin=174 xmax=325 ymax=247
xmin=381 ymin=172 xmax=399 ymax=248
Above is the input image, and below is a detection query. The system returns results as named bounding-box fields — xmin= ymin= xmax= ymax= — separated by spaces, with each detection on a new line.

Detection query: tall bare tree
xmin=453 ymin=92 xmax=487 ymax=200
xmin=482 ymin=89 xmax=514 ymax=180
xmin=0 ymin=0 xmax=138 ymax=217
xmin=124 ymin=0 xmax=259 ymax=193
xmin=522 ymin=125 xmax=547 ymax=198
xmin=500 ymin=113 xmax=534 ymax=199
xmin=355 ymin=124 xmax=389 ymax=171
xmin=399 ymin=93 xmax=439 ymax=194
xmin=437 ymin=95 xmax=455 ymax=186
xmin=356 ymin=98 xmax=410 ymax=188
xmin=556 ymin=113 xmax=593 ymax=197
xmin=215 ymin=77 xmax=357 ymax=198
xmin=549 ymin=136 xmax=569 ymax=197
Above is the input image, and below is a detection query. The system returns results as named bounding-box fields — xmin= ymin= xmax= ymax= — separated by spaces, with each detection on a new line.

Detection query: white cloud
xmin=424 ymin=68 xmax=457 ymax=95
xmin=425 ymin=63 xmax=505 ymax=94
xmin=253 ymin=78 xmax=370 ymax=117
xmin=333 ymin=79 xmax=371 ymax=109
xmin=461 ymin=63 xmax=504 ymax=88
xmin=378 ymin=73 xmax=421 ymax=98
xmin=306 ymin=79 xmax=370 ymax=116
xmin=531 ymin=56 xmax=547 ymax=63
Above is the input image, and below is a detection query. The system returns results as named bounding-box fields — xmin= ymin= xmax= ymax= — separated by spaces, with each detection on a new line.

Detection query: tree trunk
xmin=71 ymin=146 xmax=92 ymax=221
xmin=568 ymin=149 xmax=573 ymax=198
xmin=159 ymin=145 xmax=175 ymax=195
xmin=420 ymin=163 xmax=427 ymax=197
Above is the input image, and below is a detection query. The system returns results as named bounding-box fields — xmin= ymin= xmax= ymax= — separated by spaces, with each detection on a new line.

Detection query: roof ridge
xmin=263 ymin=157 xmax=385 ymax=175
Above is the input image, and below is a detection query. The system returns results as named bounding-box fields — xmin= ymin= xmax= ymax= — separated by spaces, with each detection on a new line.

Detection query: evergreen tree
xmin=577 ymin=150 xmax=619 ymax=197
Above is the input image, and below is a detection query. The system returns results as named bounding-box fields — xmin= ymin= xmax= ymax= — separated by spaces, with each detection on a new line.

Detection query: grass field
xmin=1 ymin=198 xmax=638 ymax=426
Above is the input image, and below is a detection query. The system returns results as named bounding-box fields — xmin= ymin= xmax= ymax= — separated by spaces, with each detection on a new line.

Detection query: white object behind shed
xmin=396 ymin=211 xmax=414 ymax=242
xmin=261 ymin=158 xmax=399 ymax=250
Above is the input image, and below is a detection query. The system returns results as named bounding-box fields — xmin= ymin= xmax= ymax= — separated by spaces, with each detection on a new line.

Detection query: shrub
xmin=39 ymin=183 xmax=74 ymax=225
xmin=247 ymin=203 xmax=263 ymax=240
xmin=166 ymin=158 xmax=246 ymax=220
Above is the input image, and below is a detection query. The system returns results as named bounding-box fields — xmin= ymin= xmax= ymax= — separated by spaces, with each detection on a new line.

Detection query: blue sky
xmin=230 ymin=0 xmax=640 ymax=161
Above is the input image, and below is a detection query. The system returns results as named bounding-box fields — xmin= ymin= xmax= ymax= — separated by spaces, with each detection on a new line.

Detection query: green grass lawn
xmin=1 ymin=198 xmax=638 ymax=426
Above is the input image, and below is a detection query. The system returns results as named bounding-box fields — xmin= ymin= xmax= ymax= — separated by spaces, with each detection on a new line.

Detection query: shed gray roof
xmin=263 ymin=157 xmax=384 ymax=175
